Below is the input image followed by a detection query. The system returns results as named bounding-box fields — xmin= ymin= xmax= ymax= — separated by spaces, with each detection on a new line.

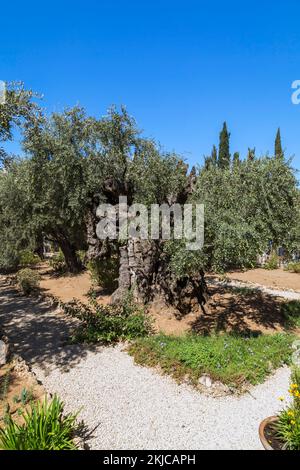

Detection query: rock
xmin=211 ymin=381 xmax=231 ymax=396
xmin=198 ymin=374 xmax=212 ymax=388
xmin=0 ymin=338 xmax=9 ymax=366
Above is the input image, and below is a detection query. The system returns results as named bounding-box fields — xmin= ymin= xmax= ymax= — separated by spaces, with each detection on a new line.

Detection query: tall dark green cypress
xmin=275 ymin=128 xmax=283 ymax=159
xmin=218 ymin=122 xmax=231 ymax=168
xmin=233 ymin=152 xmax=240 ymax=166
xmin=211 ymin=145 xmax=217 ymax=166
xmin=204 ymin=145 xmax=218 ymax=170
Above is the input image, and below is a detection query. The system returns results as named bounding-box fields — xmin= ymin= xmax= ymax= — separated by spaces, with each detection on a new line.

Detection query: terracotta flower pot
xmin=259 ymin=416 xmax=283 ymax=450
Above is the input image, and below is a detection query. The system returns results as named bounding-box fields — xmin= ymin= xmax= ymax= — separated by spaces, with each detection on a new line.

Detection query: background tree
xmin=194 ymin=156 xmax=298 ymax=271
xmin=211 ymin=145 xmax=217 ymax=166
xmin=218 ymin=122 xmax=231 ymax=169
xmin=275 ymin=128 xmax=284 ymax=159
xmin=232 ymin=152 xmax=240 ymax=166
xmin=247 ymin=147 xmax=256 ymax=161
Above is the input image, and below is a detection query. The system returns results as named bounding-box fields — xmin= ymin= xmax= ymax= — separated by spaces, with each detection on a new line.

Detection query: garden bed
xmin=0 ymin=357 xmax=45 ymax=426
xmin=128 ymin=332 xmax=296 ymax=392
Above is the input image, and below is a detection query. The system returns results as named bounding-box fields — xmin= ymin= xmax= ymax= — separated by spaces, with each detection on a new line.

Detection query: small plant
xmin=0 ymin=370 xmax=11 ymax=401
xmin=76 ymin=250 xmax=87 ymax=266
xmin=274 ymin=367 xmax=300 ymax=450
xmin=13 ymin=388 xmax=33 ymax=406
xmin=281 ymin=301 xmax=300 ymax=329
xmin=0 ymin=395 xmax=79 ymax=450
xmin=49 ymin=250 xmax=66 ymax=273
xmin=264 ymin=253 xmax=279 ymax=270
xmin=63 ymin=290 xmax=152 ymax=344
xmin=87 ymin=257 xmax=118 ymax=292
xmin=19 ymin=250 xmax=41 ymax=267
xmin=16 ymin=268 xmax=40 ymax=295
xmin=285 ymin=262 xmax=300 ymax=274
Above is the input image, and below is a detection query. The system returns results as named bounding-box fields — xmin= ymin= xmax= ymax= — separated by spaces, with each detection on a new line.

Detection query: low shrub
xmin=19 ymin=250 xmax=41 ymax=267
xmin=129 ymin=332 xmax=294 ymax=388
xmin=281 ymin=301 xmax=300 ymax=329
xmin=285 ymin=262 xmax=300 ymax=274
xmin=0 ymin=395 xmax=78 ymax=450
xmin=264 ymin=253 xmax=279 ymax=270
xmin=275 ymin=367 xmax=300 ymax=450
xmin=49 ymin=250 xmax=66 ymax=273
xmin=17 ymin=268 xmax=40 ymax=295
xmin=63 ymin=291 xmax=152 ymax=344
xmin=87 ymin=257 xmax=119 ymax=292
xmin=76 ymin=250 xmax=87 ymax=266
xmin=0 ymin=246 xmax=19 ymax=273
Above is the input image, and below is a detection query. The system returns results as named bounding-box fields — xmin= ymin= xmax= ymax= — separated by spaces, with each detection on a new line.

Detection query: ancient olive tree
xmin=22 ymin=107 xmax=99 ymax=272
xmin=86 ymin=107 xmax=207 ymax=315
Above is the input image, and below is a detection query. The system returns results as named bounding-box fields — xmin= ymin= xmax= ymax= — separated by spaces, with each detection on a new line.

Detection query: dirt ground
xmin=0 ymin=358 xmax=45 ymax=425
xmin=150 ymin=284 xmax=295 ymax=336
xmin=39 ymin=265 xmax=110 ymax=305
xmin=34 ymin=264 xmax=299 ymax=337
xmin=226 ymin=268 xmax=300 ymax=292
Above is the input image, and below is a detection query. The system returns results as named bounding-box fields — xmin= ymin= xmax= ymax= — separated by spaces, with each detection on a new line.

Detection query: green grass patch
xmin=281 ymin=301 xmax=300 ymax=329
xmin=128 ymin=332 xmax=295 ymax=389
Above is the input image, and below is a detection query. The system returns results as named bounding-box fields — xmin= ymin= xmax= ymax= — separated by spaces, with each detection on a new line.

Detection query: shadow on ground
xmin=191 ymin=284 xmax=289 ymax=336
xmin=0 ymin=276 xmax=95 ymax=373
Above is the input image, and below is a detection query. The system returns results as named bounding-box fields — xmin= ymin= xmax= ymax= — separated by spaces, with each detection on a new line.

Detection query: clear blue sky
xmin=1 ymin=0 xmax=300 ymax=171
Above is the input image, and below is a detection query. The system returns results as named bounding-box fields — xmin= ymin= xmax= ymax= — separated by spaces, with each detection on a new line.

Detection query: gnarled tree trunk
xmin=86 ymin=166 xmax=208 ymax=316
xmin=58 ymin=237 xmax=83 ymax=273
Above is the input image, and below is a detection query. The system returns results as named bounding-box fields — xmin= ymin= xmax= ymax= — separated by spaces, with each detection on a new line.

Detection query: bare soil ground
xmin=225 ymin=268 xmax=300 ymax=292
xmin=150 ymin=284 xmax=295 ymax=336
xmin=39 ymin=264 xmax=110 ymax=305
xmin=33 ymin=264 xmax=299 ymax=337
xmin=0 ymin=358 xmax=45 ymax=426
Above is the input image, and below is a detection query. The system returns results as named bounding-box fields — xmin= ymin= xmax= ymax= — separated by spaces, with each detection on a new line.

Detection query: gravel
xmin=0 ymin=275 xmax=293 ymax=450
xmin=209 ymin=277 xmax=300 ymax=300
xmin=33 ymin=344 xmax=291 ymax=450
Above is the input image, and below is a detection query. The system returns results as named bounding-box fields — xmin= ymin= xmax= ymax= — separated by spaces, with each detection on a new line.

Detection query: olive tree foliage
xmin=21 ymin=107 xmax=100 ymax=272
xmin=0 ymin=83 xmax=41 ymax=271
xmin=0 ymin=82 xmax=40 ymax=166
xmin=193 ymin=156 xmax=298 ymax=271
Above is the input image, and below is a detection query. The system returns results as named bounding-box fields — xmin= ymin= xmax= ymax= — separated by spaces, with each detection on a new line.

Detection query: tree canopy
xmin=0 ymin=83 xmax=299 ymax=283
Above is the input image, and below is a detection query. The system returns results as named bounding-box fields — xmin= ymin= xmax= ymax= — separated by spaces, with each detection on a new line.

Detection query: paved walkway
xmin=0 ymin=276 xmax=292 ymax=449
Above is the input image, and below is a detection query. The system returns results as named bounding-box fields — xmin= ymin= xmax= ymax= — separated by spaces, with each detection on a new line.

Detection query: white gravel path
xmin=0 ymin=276 xmax=293 ymax=450
xmin=33 ymin=344 xmax=291 ymax=450
xmin=209 ymin=277 xmax=300 ymax=300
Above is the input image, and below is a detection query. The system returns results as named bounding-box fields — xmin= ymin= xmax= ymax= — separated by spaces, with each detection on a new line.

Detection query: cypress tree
xmin=233 ymin=151 xmax=240 ymax=166
xmin=211 ymin=145 xmax=217 ymax=166
xmin=275 ymin=128 xmax=283 ymax=159
xmin=204 ymin=155 xmax=212 ymax=170
xmin=247 ymin=147 xmax=256 ymax=161
xmin=204 ymin=145 xmax=218 ymax=170
xmin=218 ymin=122 xmax=231 ymax=169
